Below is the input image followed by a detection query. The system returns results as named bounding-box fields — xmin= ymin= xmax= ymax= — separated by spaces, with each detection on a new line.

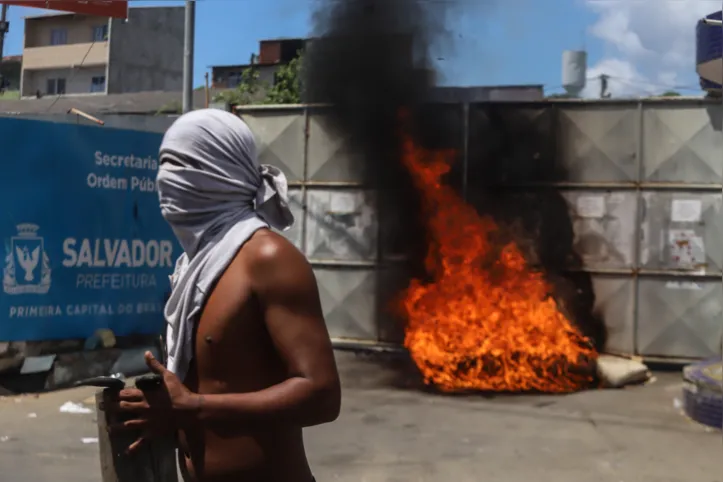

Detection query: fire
xmin=398 ymin=133 xmax=598 ymax=393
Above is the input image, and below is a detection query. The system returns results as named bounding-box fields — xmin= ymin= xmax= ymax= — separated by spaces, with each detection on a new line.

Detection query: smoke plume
xmin=305 ymin=0 xmax=451 ymax=283
xmin=305 ymin=0 xmax=608 ymax=352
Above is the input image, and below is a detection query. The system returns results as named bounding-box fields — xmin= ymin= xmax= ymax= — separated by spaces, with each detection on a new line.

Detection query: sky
xmin=2 ymin=0 xmax=721 ymax=97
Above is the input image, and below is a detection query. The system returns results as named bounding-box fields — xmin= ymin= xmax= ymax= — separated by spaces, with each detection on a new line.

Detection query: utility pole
xmin=182 ymin=0 xmax=196 ymax=113
xmin=0 ymin=4 xmax=9 ymax=90
xmin=599 ymin=74 xmax=611 ymax=99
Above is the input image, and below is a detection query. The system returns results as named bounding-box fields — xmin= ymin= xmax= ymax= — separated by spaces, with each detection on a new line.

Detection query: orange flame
xmin=398 ymin=132 xmax=598 ymax=393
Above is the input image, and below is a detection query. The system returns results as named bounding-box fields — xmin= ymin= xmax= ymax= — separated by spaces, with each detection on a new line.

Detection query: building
xmin=0 ymin=55 xmax=22 ymax=91
xmin=20 ymin=6 xmax=184 ymax=98
xmin=696 ymin=11 xmax=722 ymax=94
xmin=211 ymin=38 xmax=308 ymax=89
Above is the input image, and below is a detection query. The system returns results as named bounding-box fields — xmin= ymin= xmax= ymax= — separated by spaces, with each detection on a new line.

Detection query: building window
xmin=92 ymin=25 xmax=108 ymax=42
xmin=227 ymin=72 xmax=242 ymax=88
xmin=46 ymin=78 xmax=66 ymax=95
xmin=50 ymin=28 xmax=68 ymax=46
xmin=90 ymin=76 xmax=106 ymax=93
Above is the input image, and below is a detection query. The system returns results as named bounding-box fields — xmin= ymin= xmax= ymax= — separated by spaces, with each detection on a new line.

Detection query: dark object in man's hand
xmin=135 ymin=374 xmax=163 ymax=392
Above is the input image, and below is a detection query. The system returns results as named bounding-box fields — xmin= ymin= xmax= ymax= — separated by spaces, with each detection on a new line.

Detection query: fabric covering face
xmin=157 ymin=108 xmax=294 ymax=381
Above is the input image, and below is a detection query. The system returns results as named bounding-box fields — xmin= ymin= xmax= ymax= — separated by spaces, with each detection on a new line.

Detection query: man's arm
xmin=185 ymin=233 xmax=341 ymax=428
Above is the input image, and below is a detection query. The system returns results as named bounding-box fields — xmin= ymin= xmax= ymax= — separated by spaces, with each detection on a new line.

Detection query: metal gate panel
xmin=641 ymin=104 xmax=723 ymax=183
xmin=238 ymin=108 xmax=306 ymax=182
xmin=306 ymin=112 xmax=364 ymax=183
xmin=557 ymin=105 xmax=638 ymax=182
xmin=304 ymin=188 xmax=377 ymax=262
xmin=376 ymin=265 xmax=410 ymax=344
xmin=637 ymin=278 xmax=723 ymax=358
xmin=314 ymin=267 xmax=378 ymax=340
xmin=235 ymin=101 xmax=723 ymax=361
xmin=639 ymin=192 xmax=723 ymax=273
xmin=467 ymin=104 xmax=557 ymax=183
xmin=279 ymin=188 xmax=305 ymax=250
xmin=590 ymin=276 xmax=635 ymax=355
xmin=560 ymin=190 xmax=637 ymax=269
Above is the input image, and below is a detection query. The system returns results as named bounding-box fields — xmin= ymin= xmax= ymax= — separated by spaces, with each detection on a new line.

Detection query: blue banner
xmin=0 ymin=118 xmax=178 ymax=341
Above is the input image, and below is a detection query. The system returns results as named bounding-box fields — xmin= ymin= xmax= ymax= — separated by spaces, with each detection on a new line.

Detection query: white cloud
xmin=583 ymin=0 xmax=717 ymax=97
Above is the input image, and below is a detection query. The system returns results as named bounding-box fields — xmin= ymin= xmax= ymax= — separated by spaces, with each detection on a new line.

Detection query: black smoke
xmin=304 ymin=0 xmax=451 ymax=297
xmin=305 ymin=0 xmax=607 ymax=352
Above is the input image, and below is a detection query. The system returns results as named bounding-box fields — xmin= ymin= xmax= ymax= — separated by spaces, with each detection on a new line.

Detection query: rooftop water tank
xmin=562 ymin=50 xmax=587 ymax=97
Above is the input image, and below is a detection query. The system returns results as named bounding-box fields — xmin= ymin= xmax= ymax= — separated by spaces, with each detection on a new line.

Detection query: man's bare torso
xmin=178 ymin=229 xmax=315 ymax=482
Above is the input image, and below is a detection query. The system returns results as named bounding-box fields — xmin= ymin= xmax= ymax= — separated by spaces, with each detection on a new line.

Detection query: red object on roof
xmin=0 ymin=1 xmax=129 ymax=19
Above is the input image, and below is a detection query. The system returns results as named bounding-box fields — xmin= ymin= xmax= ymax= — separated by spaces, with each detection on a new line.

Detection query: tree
xmin=264 ymin=52 xmax=304 ymax=105
xmin=660 ymin=90 xmax=681 ymax=97
xmin=214 ymin=67 xmax=268 ymax=106
xmin=212 ymin=50 xmax=305 ymax=106
xmin=547 ymin=93 xmax=575 ymax=99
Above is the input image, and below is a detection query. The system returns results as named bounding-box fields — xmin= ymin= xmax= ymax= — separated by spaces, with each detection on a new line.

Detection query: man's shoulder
xmin=243 ymin=229 xmax=303 ymax=264
xmin=237 ymin=229 xmax=311 ymax=287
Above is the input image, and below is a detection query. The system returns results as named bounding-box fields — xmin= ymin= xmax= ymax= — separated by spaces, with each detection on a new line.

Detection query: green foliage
xmin=155 ymin=100 xmax=182 ymax=115
xmin=214 ymin=67 xmax=268 ymax=106
xmin=660 ymin=90 xmax=681 ymax=97
xmin=263 ymin=53 xmax=304 ymax=105
xmin=213 ymin=50 xmax=305 ymax=107
xmin=0 ymin=90 xmax=19 ymax=100
xmin=546 ymin=92 xmax=575 ymax=99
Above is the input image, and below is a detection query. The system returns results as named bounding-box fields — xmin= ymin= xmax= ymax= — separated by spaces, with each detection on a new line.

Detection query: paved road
xmin=0 ymin=353 xmax=719 ymax=482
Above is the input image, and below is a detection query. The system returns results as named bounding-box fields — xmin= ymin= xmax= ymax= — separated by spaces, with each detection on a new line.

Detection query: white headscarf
xmin=157 ymin=109 xmax=294 ymax=381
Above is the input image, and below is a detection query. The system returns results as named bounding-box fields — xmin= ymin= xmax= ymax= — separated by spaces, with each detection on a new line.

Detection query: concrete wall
xmin=22 ymin=67 xmax=107 ymax=97
xmin=106 ymin=7 xmax=184 ymax=95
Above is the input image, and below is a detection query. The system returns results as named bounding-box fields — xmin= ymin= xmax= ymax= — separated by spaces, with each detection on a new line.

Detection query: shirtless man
xmin=108 ymin=109 xmax=341 ymax=482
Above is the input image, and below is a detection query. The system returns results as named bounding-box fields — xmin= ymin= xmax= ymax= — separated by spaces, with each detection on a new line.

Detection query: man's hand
xmin=108 ymin=351 xmax=201 ymax=453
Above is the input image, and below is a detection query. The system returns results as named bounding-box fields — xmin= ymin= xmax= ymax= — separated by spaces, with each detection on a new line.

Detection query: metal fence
xmin=237 ymin=100 xmax=722 ymax=361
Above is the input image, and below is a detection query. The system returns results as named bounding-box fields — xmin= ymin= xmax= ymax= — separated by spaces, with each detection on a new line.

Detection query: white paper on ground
xmin=81 ymin=437 xmax=99 ymax=444
xmin=597 ymin=355 xmax=650 ymax=388
xmin=59 ymin=401 xmax=92 ymax=415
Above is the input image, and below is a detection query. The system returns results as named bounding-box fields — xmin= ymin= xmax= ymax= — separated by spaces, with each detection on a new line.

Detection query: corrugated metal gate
xmin=237 ymin=106 xmax=399 ymax=348
xmin=237 ymin=99 xmax=723 ymax=361
xmin=552 ymin=100 xmax=723 ymax=360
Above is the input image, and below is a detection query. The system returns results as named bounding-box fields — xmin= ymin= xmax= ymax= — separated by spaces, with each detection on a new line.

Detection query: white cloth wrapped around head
xmin=157 ymin=108 xmax=294 ymax=259
xmin=157 ymin=108 xmax=294 ymax=380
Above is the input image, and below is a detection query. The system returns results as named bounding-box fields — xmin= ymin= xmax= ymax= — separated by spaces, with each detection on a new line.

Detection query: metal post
xmin=182 ymin=0 xmax=196 ymax=113
xmin=0 ymin=4 xmax=9 ymax=80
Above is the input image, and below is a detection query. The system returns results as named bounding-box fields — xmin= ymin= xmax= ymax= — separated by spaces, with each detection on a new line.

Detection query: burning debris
xmin=397 ymin=125 xmax=597 ymax=393
xmin=307 ymin=0 xmax=606 ymax=393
